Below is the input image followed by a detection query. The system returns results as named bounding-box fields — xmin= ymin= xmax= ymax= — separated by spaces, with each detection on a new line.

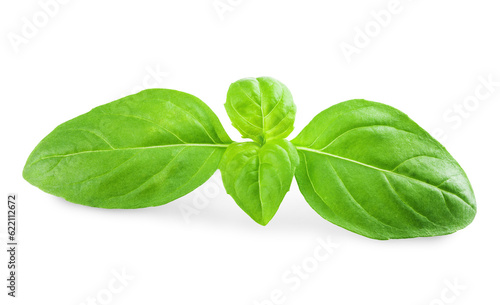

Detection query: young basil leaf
xmin=292 ymin=99 xmax=476 ymax=240
xmin=225 ymin=77 xmax=296 ymax=144
xmin=219 ymin=139 xmax=299 ymax=225
xmin=23 ymin=89 xmax=232 ymax=208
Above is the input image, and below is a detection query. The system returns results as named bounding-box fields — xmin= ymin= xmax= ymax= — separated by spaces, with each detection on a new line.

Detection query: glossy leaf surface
xmin=219 ymin=139 xmax=299 ymax=225
xmin=225 ymin=77 xmax=296 ymax=143
xmin=23 ymin=89 xmax=232 ymax=208
xmin=292 ymin=99 xmax=476 ymax=239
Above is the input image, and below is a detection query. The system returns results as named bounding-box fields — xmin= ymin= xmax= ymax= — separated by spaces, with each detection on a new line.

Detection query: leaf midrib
xmin=29 ymin=143 xmax=230 ymax=166
xmin=295 ymin=146 xmax=474 ymax=210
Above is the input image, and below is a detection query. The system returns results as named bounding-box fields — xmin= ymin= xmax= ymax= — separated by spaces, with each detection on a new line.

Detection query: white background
xmin=1 ymin=0 xmax=499 ymax=304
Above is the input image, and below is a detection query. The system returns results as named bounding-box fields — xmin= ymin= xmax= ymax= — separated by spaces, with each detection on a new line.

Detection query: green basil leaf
xmin=225 ymin=77 xmax=296 ymax=144
xmin=23 ymin=89 xmax=232 ymax=208
xmin=292 ymin=99 xmax=476 ymax=240
xmin=219 ymin=139 xmax=299 ymax=225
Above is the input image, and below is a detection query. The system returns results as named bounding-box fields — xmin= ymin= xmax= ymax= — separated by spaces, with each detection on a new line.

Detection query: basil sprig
xmin=23 ymin=77 xmax=476 ymax=239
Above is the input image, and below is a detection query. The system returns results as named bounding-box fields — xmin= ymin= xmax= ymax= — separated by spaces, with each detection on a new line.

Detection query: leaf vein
xmin=383 ymin=173 xmax=445 ymax=229
xmin=326 ymin=159 xmax=399 ymax=230
xmin=29 ymin=144 xmax=229 ymax=166
xmin=105 ymin=148 xmax=187 ymax=200
xmin=98 ymin=112 xmax=187 ymax=144
xmin=296 ymin=146 xmax=474 ymax=210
